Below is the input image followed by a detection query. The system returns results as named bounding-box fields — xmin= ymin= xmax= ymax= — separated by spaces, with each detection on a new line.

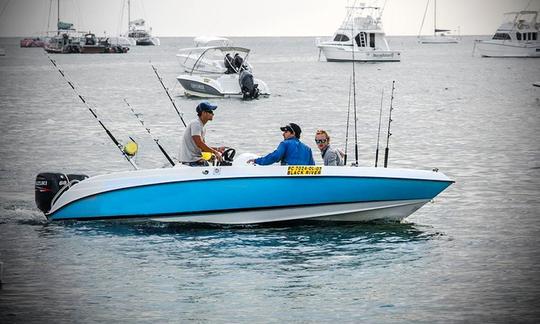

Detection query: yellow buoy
xmin=123 ymin=141 xmax=138 ymax=156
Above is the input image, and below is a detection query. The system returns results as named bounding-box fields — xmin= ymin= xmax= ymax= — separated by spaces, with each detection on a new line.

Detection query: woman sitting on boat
xmin=248 ymin=123 xmax=315 ymax=166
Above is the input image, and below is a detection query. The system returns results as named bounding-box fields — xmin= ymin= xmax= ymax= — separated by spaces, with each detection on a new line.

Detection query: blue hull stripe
xmin=50 ymin=176 xmax=452 ymax=220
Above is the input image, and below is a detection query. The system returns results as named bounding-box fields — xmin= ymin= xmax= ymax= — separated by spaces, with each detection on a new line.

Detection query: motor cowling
xmin=35 ymin=173 xmax=88 ymax=213
xmin=239 ymin=69 xmax=259 ymax=100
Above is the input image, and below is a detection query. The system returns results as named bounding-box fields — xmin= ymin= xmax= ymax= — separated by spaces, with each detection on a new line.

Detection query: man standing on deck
xmin=248 ymin=123 xmax=315 ymax=166
xmin=178 ymin=101 xmax=223 ymax=166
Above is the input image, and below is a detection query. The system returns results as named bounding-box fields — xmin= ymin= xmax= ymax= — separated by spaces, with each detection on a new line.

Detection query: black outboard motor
xmin=239 ymin=69 xmax=260 ymax=100
xmin=35 ymin=173 xmax=88 ymax=213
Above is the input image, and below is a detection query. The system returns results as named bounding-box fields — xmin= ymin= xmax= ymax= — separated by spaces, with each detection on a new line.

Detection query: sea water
xmin=0 ymin=36 xmax=539 ymax=323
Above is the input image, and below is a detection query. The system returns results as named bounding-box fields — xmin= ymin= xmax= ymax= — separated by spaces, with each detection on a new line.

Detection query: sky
xmin=0 ymin=0 xmax=538 ymax=37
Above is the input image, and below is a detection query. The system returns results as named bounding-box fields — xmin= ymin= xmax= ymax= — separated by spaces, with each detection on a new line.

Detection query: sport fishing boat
xmin=417 ymin=0 xmax=459 ymax=44
xmin=474 ymin=10 xmax=540 ymax=57
xmin=176 ymin=44 xmax=270 ymax=99
xmin=317 ymin=3 xmax=400 ymax=62
xmin=35 ymin=161 xmax=453 ymax=224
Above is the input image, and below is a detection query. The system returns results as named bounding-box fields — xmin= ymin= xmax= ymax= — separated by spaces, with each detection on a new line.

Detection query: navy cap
xmin=280 ymin=123 xmax=302 ymax=138
xmin=196 ymin=101 xmax=218 ymax=114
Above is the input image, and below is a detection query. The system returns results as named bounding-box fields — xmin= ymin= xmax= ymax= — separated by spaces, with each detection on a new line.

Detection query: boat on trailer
xmin=35 ymin=161 xmax=453 ymax=224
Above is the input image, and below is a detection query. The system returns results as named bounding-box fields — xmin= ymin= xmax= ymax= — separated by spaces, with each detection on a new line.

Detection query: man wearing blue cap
xmin=178 ymin=101 xmax=223 ymax=166
xmin=248 ymin=123 xmax=315 ymax=166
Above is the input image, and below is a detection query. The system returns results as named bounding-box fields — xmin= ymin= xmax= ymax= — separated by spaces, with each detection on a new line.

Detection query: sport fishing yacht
xmin=417 ymin=0 xmax=459 ymax=44
xmin=317 ymin=3 xmax=400 ymax=62
xmin=176 ymin=41 xmax=270 ymax=99
xmin=474 ymin=10 xmax=540 ymax=57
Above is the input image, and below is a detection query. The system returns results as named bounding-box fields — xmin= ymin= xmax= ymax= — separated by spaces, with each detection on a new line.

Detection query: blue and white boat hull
xmin=45 ymin=166 xmax=453 ymax=224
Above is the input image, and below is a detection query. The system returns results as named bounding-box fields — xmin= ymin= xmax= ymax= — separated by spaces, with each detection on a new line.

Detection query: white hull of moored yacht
xmin=318 ymin=45 xmax=401 ymax=62
xmin=418 ymin=36 xmax=459 ymax=44
xmin=475 ymin=40 xmax=540 ymax=57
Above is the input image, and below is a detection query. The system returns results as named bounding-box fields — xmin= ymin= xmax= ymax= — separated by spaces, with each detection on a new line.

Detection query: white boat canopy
xmin=177 ymin=46 xmax=251 ymax=75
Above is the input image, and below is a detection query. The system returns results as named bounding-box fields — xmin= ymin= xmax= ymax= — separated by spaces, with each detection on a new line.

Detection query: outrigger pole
xmin=374 ymin=88 xmax=384 ymax=167
xmin=383 ymin=81 xmax=395 ymax=168
xmin=123 ymin=98 xmax=175 ymax=166
xmin=46 ymin=54 xmax=139 ymax=170
xmin=150 ymin=63 xmax=187 ymax=127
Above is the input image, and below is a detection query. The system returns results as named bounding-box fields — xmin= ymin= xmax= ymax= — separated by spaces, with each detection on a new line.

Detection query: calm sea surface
xmin=0 ymin=36 xmax=539 ymax=323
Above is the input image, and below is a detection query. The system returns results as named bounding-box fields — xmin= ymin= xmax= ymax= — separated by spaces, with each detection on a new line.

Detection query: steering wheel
xmin=222 ymin=147 xmax=236 ymax=162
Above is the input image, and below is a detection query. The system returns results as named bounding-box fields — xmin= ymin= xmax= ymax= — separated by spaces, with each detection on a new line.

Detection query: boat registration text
xmin=287 ymin=166 xmax=322 ymax=175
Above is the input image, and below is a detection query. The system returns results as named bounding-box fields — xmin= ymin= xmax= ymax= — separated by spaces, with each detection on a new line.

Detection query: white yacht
xmin=417 ymin=0 xmax=459 ymax=44
xmin=474 ymin=10 xmax=539 ymax=57
xmin=125 ymin=0 xmax=159 ymax=46
xmin=176 ymin=38 xmax=270 ymax=99
xmin=317 ymin=3 xmax=400 ymax=62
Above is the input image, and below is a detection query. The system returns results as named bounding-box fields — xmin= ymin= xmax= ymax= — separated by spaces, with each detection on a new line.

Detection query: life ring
xmin=517 ymin=22 xmax=524 ymax=30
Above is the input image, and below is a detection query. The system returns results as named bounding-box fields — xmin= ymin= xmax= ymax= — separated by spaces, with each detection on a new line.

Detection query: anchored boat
xmin=417 ymin=0 xmax=460 ymax=44
xmin=317 ymin=4 xmax=400 ymax=62
xmin=474 ymin=10 xmax=540 ymax=58
xmin=176 ymin=41 xmax=270 ymax=99
xmin=35 ymin=163 xmax=453 ymax=224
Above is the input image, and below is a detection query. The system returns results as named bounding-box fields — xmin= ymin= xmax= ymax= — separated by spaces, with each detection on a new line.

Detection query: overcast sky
xmin=0 ymin=0 xmax=538 ymax=37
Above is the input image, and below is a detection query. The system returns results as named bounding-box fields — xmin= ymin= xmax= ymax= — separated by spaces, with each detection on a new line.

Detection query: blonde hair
xmin=316 ymin=129 xmax=330 ymax=140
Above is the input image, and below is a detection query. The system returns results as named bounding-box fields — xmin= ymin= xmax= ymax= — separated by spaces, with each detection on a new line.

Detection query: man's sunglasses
xmin=315 ymin=139 xmax=327 ymax=144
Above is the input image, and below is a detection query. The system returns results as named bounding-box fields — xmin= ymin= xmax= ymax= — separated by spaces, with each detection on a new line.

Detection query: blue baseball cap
xmin=196 ymin=101 xmax=218 ymax=114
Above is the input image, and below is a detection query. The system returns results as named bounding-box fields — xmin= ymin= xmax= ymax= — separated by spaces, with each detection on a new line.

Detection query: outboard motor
xmin=239 ymin=69 xmax=260 ymax=100
xmin=35 ymin=173 xmax=88 ymax=213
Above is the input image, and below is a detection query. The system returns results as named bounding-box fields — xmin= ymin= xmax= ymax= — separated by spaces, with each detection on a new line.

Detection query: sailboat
xmin=417 ymin=0 xmax=459 ymax=44
xmin=126 ymin=0 xmax=159 ymax=46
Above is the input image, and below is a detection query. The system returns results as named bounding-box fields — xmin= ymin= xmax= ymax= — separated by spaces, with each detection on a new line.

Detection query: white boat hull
xmin=177 ymin=74 xmax=271 ymax=98
xmin=475 ymin=41 xmax=540 ymax=57
xmin=153 ymin=199 xmax=429 ymax=224
xmin=418 ymin=36 xmax=459 ymax=44
xmin=318 ymin=45 xmax=400 ymax=62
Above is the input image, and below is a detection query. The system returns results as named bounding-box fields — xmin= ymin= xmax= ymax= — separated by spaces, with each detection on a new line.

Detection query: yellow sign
xmin=287 ymin=166 xmax=322 ymax=175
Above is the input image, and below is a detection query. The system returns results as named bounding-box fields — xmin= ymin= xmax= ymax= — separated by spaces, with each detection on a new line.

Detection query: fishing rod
xmin=150 ymin=63 xmax=187 ymax=127
xmin=374 ymin=87 xmax=384 ymax=167
xmin=123 ymin=98 xmax=175 ymax=167
xmin=351 ymin=17 xmax=359 ymax=167
xmin=384 ymin=80 xmax=395 ymax=168
xmin=344 ymin=75 xmax=352 ymax=165
xmin=46 ymin=54 xmax=139 ymax=170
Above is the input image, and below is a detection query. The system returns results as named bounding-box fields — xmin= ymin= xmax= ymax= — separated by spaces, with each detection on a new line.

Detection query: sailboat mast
xmin=433 ymin=0 xmax=437 ymax=36
xmin=128 ymin=0 xmax=130 ymax=32
xmin=57 ymin=0 xmax=60 ymax=35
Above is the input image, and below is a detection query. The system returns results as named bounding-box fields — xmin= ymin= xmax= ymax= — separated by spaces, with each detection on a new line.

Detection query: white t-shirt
xmin=178 ymin=118 xmax=205 ymax=162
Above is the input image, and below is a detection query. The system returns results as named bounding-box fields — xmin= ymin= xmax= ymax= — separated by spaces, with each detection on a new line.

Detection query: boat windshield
xmin=177 ymin=46 xmax=251 ymax=75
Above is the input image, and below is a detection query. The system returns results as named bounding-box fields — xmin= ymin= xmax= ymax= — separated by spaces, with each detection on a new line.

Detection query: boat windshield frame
xmin=178 ymin=46 xmax=251 ymax=75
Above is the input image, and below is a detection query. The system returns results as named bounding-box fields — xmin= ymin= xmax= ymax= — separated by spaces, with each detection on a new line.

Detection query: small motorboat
xmin=0 ymin=48 xmax=5 ymax=56
xmin=176 ymin=44 xmax=270 ymax=99
xmin=317 ymin=4 xmax=400 ymax=62
xmin=474 ymin=10 xmax=540 ymax=58
xmin=35 ymin=156 xmax=453 ymax=224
